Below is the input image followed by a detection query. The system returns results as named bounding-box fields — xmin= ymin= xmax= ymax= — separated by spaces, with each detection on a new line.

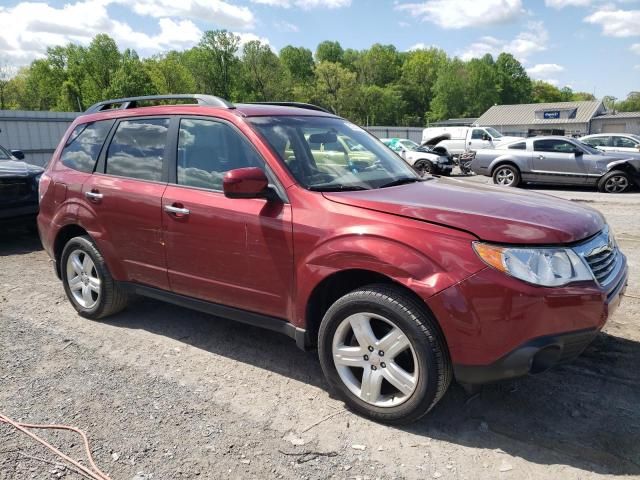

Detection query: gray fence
xmin=0 ymin=110 xmax=80 ymax=166
xmin=367 ymin=126 xmax=424 ymax=143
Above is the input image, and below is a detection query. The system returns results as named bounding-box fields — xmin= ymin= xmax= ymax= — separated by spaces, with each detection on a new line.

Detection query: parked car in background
xmin=580 ymin=133 xmax=640 ymax=153
xmin=39 ymin=95 xmax=628 ymax=424
xmin=422 ymin=126 xmax=524 ymax=156
xmin=0 ymin=143 xmax=43 ymax=229
xmin=381 ymin=137 xmax=453 ymax=176
xmin=304 ymin=133 xmax=377 ymax=172
xmin=471 ymin=136 xmax=640 ymax=193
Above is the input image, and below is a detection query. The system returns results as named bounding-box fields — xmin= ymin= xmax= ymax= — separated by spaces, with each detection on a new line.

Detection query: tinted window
xmin=471 ymin=129 xmax=485 ymax=139
xmin=533 ymin=139 xmax=576 ymax=153
xmin=61 ymin=121 xmax=113 ymax=173
xmin=614 ymin=136 xmax=638 ymax=148
xmin=0 ymin=145 xmax=11 ymax=160
xmin=583 ymin=136 xmax=609 ymax=147
xmin=508 ymin=142 xmax=526 ymax=150
xmin=106 ymin=118 xmax=169 ymax=181
xmin=177 ymin=119 xmax=264 ymax=190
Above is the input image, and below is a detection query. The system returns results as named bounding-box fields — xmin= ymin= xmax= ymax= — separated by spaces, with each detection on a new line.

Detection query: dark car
xmin=0 ymin=144 xmax=43 ymax=228
xmin=38 ymin=95 xmax=628 ymax=424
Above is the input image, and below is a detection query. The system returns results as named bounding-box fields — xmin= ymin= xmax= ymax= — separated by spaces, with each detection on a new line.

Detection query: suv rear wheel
xmin=318 ymin=284 xmax=451 ymax=424
xmin=61 ymin=235 xmax=129 ymax=319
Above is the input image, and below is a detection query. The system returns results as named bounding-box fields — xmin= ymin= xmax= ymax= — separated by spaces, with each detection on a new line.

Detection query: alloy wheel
xmin=332 ymin=312 xmax=419 ymax=407
xmin=495 ymin=167 xmax=515 ymax=186
xmin=66 ymin=249 xmax=101 ymax=309
xmin=604 ymin=175 xmax=629 ymax=193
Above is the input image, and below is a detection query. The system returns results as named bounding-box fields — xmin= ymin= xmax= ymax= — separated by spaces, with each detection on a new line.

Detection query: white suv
xmin=580 ymin=134 xmax=640 ymax=154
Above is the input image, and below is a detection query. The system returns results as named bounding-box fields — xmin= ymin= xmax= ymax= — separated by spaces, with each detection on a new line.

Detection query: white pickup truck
xmin=422 ymin=126 xmax=524 ymax=156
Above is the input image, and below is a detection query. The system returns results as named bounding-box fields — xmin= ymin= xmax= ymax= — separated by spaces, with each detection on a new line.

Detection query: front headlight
xmin=473 ymin=242 xmax=593 ymax=287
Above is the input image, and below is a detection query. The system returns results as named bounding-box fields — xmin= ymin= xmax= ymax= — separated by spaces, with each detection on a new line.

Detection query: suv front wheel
xmin=318 ymin=284 xmax=451 ymax=424
xmin=61 ymin=235 xmax=129 ymax=319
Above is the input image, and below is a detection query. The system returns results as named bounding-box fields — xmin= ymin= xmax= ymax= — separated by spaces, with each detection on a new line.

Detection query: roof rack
xmin=85 ymin=94 xmax=235 ymax=113
xmin=245 ymin=102 xmax=333 ymax=114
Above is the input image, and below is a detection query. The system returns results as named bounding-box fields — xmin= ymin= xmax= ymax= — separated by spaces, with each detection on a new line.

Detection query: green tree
xmin=465 ymin=57 xmax=499 ymax=116
xmin=356 ymin=84 xmax=405 ymax=125
xmin=187 ymin=30 xmax=240 ymax=99
xmin=400 ymin=47 xmax=447 ymax=123
xmin=355 ymin=44 xmax=401 ymax=87
xmin=313 ymin=61 xmax=357 ymax=116
xmin=107 ymin=49 xmax=157 ymax=98
xmin=429 ymin=59 xmax=468 ymax=120
xmin=495 ymin=53 xmax=531 ymax=104
xmin=241 ymin=41 xmax=286 ymax=101
xmin=617 ymin=92 xmax=640 ymax=111
xmin=279 ymin=46 xmax=314 ymax=82
xmin=145 ymin=52 xmax=196 ymax=94
xmin=315 ymin=41 xmax=344 ymax=63
xmin=571 ymin=91 xmax=596 ymax=101
xmin=531 ymin=80 xmax=564 ymax=103
xmin=82 ymin=34 xmax=121 ymax=104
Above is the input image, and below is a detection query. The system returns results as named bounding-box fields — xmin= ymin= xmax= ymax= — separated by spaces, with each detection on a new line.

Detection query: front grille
xmin=0 ymin=178 xmax=29 ymax=201
xmin=573 ymin=226 xmax=623 ymax=289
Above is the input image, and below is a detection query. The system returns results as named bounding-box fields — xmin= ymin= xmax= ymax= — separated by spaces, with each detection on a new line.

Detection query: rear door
xmin=532 ymin=138 xmax=587 ymax=185
xmin=162 ymin=117 xmax=294 ymax=319
xmin=82 ymin=116 xmax=171 ymax=289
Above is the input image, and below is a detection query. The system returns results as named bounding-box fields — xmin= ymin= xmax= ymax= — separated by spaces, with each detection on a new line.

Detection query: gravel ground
xmin=1 ymin=175 xmax=639 ymax=480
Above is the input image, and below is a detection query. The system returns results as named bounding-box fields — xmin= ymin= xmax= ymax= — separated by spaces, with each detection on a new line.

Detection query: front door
xmin=468 ymin=128 xmax=491 ymax=150
xmin=532 ymin=138 xmax=588 ymax=185
xmin=162 ymin=118 xmax=294 ymax=319
xmin=83 ymin=117 xmax=170 ymax=289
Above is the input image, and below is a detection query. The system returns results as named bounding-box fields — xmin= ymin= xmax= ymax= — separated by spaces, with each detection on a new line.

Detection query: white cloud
xmin=584 ymin=8 xmax=640 ymax=37
xmin=631 ymin=43 xmax=640 ymax=54
xmin=0 ymin=0 xmax=266 ymax=66
xmin=236 ymin=32 xmax=272 ymax=49
xmin=275 ymin=20 xmax=299 ymax=32
xmin=460 ymin=21 xmax=548 ymax=62
xmin=635 ymin=65 xmax=640 ymax=71
xmin=544 ymin=78 xmax=560 ymax=86
xmin=119 ymin=0 xmax=255 ymax=29
xmin=527 ymin=63 xmax=565 ymax=77
xmin=545 ymin=0 xmax=590 ymax=8
xmin=251 ymin=0 xmax=350 ymax=8
xmin=407 ymin=42 xmax=438 ymax=51
xmin=395 ymin=0 xmax=524 ymax=29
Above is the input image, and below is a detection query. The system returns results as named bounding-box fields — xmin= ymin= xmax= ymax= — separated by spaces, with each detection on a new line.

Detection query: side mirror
xmin=482 ymin=133 xmax=490 ymax=141
xmin=573 ymin=148 xmax=583 ymax=156
xmin=11 ymin=150 xmax=25 ymax=160
xmin=223 ymin=167 xmax=270 ymax=199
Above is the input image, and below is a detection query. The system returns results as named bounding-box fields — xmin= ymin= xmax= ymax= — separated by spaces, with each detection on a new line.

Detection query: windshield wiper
xmin=378 ymin=177 xmax=423 ymax=189
xmin=308 ymin=184 xmax=369 ymax=192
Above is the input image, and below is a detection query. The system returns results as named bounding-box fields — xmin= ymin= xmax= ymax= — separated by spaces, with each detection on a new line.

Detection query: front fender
xmin=294 ymin=224 xmax=485 ymax=328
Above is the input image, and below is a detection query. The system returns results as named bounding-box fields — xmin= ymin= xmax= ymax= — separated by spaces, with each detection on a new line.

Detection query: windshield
xmin=399 ymin=139 xmax=420 ymax=150
xmin=485 ymin=127 xmax=503 ymax=138
xmin=249 ymin=116 xmax=420 ymax=191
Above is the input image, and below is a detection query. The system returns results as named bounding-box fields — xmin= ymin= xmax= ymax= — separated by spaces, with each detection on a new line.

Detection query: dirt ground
xmin=1 ymin=176 xmax=639 ymax=480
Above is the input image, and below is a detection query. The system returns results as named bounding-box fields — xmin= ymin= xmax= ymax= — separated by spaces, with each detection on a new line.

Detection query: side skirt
xmin=124 ymin=283 xmax=309 ymax=350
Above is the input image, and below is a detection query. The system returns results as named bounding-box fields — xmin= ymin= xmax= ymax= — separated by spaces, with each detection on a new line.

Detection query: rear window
xmin=508 ymin=142 xmax=526 ymax=150
xmin=106 ymin=118 xmax=170 ymax=181
xmin=60 ymin=121 xmax=113 ymax=173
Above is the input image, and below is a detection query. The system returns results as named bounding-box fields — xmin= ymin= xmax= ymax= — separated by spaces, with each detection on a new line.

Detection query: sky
xmin=0 ymin=0 xmax=638 ymax=99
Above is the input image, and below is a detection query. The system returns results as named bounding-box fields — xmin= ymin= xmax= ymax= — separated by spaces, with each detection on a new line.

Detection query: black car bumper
xmin=453 ymin=328 xmax=600 ymax=385
xmin=0 ymin=204 xmax=39 ymax=224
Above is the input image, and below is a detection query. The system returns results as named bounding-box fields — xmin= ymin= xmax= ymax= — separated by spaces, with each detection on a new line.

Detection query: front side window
xmin=583 ymin=136 xmax=610 ymax=147
xmin=249 ymin=116 xmax=419 ymax=191
xmin=61 ymin=121 xmax=113 ymax=173
xmin=177 ymin=119 xmax=264 ymax=191
xmin=613 ymin=136 xmax=638 ymax=148
xmin=533 ymin=139 xmax=577 ymax=154
xmin=106 ymin=118 xmax=169 ymax=181
xmin=471 ymin=129 xmax=485 ymax=140
xmin=485 ymin=127 xmax=503 ymax=138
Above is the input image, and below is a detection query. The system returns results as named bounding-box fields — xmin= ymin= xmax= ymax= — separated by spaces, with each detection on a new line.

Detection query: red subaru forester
xmin=38 ymin=95 xmax=628 ymax=424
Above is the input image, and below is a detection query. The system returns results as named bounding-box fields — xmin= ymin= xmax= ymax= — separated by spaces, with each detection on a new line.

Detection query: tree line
xmin=0 ymin=32 xmax=638 ymax=126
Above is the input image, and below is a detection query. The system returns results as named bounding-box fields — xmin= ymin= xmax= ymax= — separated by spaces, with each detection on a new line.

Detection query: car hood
xmin=323 ymin=178 xmax=605 ymax=244
xmin=0 ymin=159 xmax=43 ymax=178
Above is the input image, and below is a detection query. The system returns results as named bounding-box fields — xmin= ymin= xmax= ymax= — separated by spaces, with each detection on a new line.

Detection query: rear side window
xmin=614 ymin=136 xmax=637 ymax=148
xmin=508 ymin=142 xmax=526 ymax=150
xmin=61 ymin=121 xmax=113 ymax=173
xmin=177 ymin=119 xmax=264 ymax=191
xmin=106 ymin=118 xmax=170 ymax=181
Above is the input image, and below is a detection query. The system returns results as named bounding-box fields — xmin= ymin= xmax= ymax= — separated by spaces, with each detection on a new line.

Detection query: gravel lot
xmin=1 ymin=175 xmax=639 ymax=480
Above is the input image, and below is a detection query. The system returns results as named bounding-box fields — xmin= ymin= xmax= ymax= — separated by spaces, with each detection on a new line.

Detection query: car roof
xmin=581 ymin=133 xmax=637 ymax=138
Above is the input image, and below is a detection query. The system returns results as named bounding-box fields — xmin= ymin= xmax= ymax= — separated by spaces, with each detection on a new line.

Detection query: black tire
xmin=597 ymin=170 xmax=632 ymax=193
xmin=318 ymin=284 xmax=452 ymax=424
xmin=492 ymin=164 xmax=520 ymax=187
xmin=60 ymin=235 xmax=129 ymax=319
xmin=414 ymin=160 xmax=434 ymax=177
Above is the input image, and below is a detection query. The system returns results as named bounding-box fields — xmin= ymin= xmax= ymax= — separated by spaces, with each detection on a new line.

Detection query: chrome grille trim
xmin=572 ymin=226 xmax=624 ymax=290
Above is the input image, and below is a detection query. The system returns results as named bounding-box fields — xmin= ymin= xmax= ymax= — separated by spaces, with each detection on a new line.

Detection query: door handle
xmin=164 ymin=204 xmax=190 ymax=216
xmin=85 ymin=190 xmax=103 ymax=201
xmin=538 ymin=155 xmax=545 ymax=160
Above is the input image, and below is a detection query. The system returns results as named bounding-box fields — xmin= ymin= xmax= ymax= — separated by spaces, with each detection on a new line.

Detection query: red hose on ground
xmin=0 ymin=413 xmax=112 ymax=480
